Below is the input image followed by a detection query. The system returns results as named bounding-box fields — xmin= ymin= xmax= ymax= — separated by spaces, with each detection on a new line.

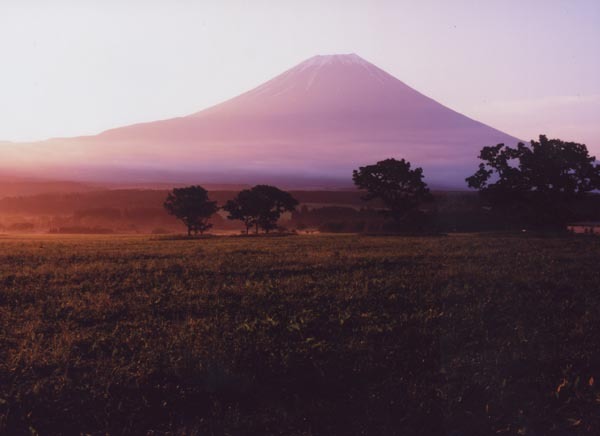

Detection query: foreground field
xmin=0 ymin=233 xmax=599 ymax=435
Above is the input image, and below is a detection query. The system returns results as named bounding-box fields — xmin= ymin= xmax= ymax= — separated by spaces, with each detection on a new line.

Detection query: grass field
xmin=1 ymin=233 xmax=599 ymax=435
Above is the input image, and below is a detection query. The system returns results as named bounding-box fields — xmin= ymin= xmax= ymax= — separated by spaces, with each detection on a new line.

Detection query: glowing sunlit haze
xmin=0 ymin=0 xmax=598 ymax=187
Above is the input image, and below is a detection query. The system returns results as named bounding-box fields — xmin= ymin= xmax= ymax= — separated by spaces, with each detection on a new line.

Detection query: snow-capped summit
xmin=297 ymin=53 xmax=370 ymax=69
xmin=0 ymin=53 xmax=519 ymax=187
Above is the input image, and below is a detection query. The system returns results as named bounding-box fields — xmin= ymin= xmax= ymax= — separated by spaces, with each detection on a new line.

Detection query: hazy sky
xmin=1 ymin=0 xmax=599 ymax=153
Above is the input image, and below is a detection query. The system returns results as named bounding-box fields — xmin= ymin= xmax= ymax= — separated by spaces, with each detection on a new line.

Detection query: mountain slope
xmin=1 ymin=54 xmax=519 ymax=188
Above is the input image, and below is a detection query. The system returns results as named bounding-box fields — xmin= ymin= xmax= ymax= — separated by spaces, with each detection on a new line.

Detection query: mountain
xmin=0 ymin=53 xmax=519 ymax=188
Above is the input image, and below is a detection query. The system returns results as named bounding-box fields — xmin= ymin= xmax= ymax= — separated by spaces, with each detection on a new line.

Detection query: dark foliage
xmin=223 ymin=190 xmax=263 ymax=234
xmin=353 ymin=158 xmax=432 ymax=227
xmin=1 ymin=187 xmax=598 ymax=235
xmin=466 ymin=135 xmax=600 ymax=229
xmin=224 ymin=185 xmax=298 ymax=234
xmin=163 ymin=185 xmax=218 ymax=236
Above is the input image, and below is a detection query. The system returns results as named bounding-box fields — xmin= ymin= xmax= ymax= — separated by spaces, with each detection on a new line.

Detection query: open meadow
xmin=1 ymin=233 xmax=599 ymax=435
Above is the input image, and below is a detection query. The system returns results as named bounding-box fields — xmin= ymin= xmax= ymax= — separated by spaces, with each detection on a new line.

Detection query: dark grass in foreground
xmin=0 ymin=234 xmax=599 ymax=435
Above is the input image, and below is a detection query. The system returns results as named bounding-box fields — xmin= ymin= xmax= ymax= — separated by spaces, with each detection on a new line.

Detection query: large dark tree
xmin=466 ymin=135 xmax=600 ymax=228
xmin=224 ymin=185 xmax=298 ymax=234
xmin=222 ymin=189 xmax=262 ymax=234
xmin=164 ymin=186 xmax=218 ymax=236
xmin=352 ymin=158 xmax=432 ymax=224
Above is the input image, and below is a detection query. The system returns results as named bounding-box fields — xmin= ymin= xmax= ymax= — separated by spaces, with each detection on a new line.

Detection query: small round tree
xmin=163 ymin=185 xmax=218 ymax=236
xmin=224 ymin=185 xmax=298 ymax=234
xmin=252 ymin=185 xmax=298 ymax=233
xmin=223 ymin=189 xmax=262 ymax=234
xmin=352 ymin=158 xmax=431 ymax=226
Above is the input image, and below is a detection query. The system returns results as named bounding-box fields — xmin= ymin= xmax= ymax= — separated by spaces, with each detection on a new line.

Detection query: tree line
xmin=164 ymin=184 xmax=298 ymax=236
xmin=165 ymin=135 xmax=600 ymax=235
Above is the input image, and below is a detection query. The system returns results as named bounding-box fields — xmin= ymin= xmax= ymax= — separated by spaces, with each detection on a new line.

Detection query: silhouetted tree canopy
xmin=466 ymin=135 xmax=600 ymax=228
xmin=352 ymin=158 xmax=432 ymax=224
xmin=223 ymin=185 xmax=298 ymax=234
xmin=163 ymin=186 xmax=218 ymax=236
xmin=223 ymin=190 xmax=262 ymax=234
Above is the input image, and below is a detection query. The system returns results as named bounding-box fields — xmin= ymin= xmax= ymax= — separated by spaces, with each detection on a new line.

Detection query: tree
xmin=466 ymin=135 xmax=600 ymax=228
xmin=223 ymin=185 xmax=298 ymax=234
xmin=252 ymin=185 xmax=298 ymax=233
xmin=222 ymin=189 xmax=261 ymax=234
xmin=352 ymin=158 xmax=432 ymax=224
xmin=164 ymin=185 xmax=218 ymax=236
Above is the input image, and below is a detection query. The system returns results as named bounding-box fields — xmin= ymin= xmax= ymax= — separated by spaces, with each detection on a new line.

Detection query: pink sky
xmin=0 ymin=0 xmax=599 ymax=155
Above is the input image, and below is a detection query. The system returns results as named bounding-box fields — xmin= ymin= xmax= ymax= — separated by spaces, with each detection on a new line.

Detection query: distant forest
xmin=1 ymin=189 xmax=599 ymax=234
